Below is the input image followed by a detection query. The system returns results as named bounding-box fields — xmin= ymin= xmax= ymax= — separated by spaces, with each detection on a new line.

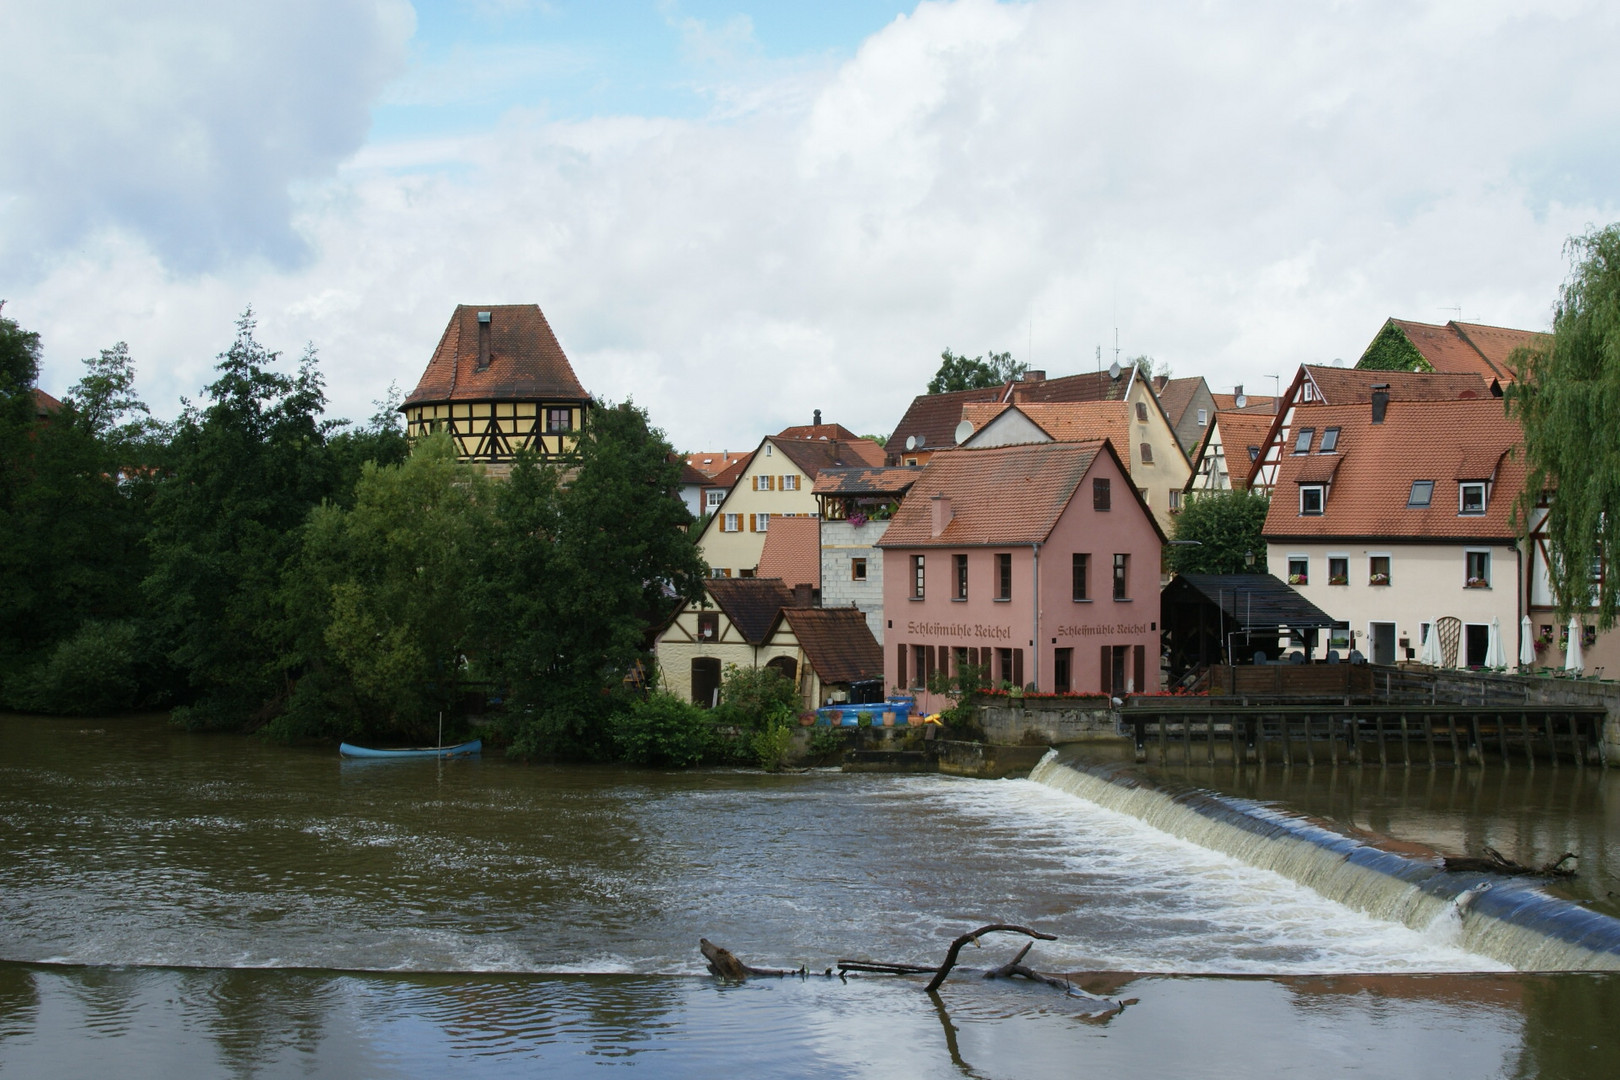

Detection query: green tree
xmin=1131 ymin=354 xmax=1170 ymax=382
xmin=490 ymin=401 xmax=709 ymax=759
xmin=1507 ymin=224 xmax=1620 ymax=625
xmin=143 ymin=311 xmax=339 ymax=729
xmin=1168 ymin=490 xmax=1271 ymax=575
xmin=280 ymin=432 xmax=492 ymax=741
xmin=926 ymin=348 xmax=1026 ymax=393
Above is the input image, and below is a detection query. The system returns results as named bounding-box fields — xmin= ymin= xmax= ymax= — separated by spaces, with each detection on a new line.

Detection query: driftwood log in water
xmin=1443 ymin=847 xmax=1578 ymax=878
xmin=698 ymin=938 xmax=803 ymax=979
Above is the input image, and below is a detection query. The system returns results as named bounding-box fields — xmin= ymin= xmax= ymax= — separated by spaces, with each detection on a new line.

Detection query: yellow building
xmin=696 ymin=422 xmax=884 ymax=578
xmin=401 ymin=304 xmax=590 ymax=472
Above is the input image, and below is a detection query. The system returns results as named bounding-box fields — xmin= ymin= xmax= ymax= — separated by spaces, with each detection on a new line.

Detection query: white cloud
xmin=10 ymin=0 xmax=1620 ymax=453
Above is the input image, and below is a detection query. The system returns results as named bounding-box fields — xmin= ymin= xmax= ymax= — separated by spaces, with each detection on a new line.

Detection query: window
xmin=954 ymin=554 xmax=969 ymax=600
xmin=997 ymin=553 xmax=1012 ymax=599
xmin=1408 ymin=480 xmax=1433 ymax=507
xmin=1113 ymin=554 xmax=1130 ymax=600
xmin=1140 ymin=442 xmax=1154 ymax=464
xmin=710 ymin=567 xmax=729 ymax=578
xmin=1072 ymin=553 xmax=1090 ymax=601
xmin=1300 ymin=484 xmax=1324 ymax=515
xmin=754 ymin=475 xmax=773 ymax=491
xmin=1247 ymin=445 xmax=1260 ymax=462
xmin=912 ymin=644 xmax=928 ymax=688
xmin=1294 ymin=427 xmax=1314 ymax=454
xmin=1197 ymin=408 xmax=1208 ymax=426
xmin=1328 ymin=556 xmax=1348 ymax=586
xmin=705 ymin=489 xmax=724 ymax=509
xmin=752 ymin=513 xmax=769 ymax=532
xmin=1093 ymin=477 xmax=1111 ymax=510
xmin=1319 ymin=427 xmax=1340 ymax=453
xmin=739 ymin=568 xmax=755 ymax=578
xmin=1135 ymin=401 xmax=1149 ymax=422
xmin=1288 ymin=556 xmax=1308 ymax=586
xmin=851 ymin=557 xmax=867 ymax=582
xmin=546 ymin=407 xmax=572 ymax=433
xmin=1466 ymin=550 xmax=1490 ymax=588
xmin=1138 ymin=487 xmax=1149 ymax=506
xmin=1329 ymin=621 xmax=1350 ymax=651
xmin=781 ymin=474 xmax=797 ymax=491
xmin=1054 ymin=648 xmax=1073 ymax=693
xmin=1168 ymin=490 xmax=1183 ymax=512
xmin=696 ymin=613 xmax=718 ymax=641
xmin=911 ymin=555 xmax=926 ymax=598
xmin=1369 ymin=555 xmax=1391 ymax=586
xmin=1460 ymin=482 xmax=1486 ymax=515
xmin=723 ymin=513 xmax=741 ymax=532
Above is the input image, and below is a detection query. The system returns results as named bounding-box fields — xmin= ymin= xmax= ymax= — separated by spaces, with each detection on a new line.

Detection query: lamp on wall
xmin=1244 ymin=550 xmax=1255 ymax=568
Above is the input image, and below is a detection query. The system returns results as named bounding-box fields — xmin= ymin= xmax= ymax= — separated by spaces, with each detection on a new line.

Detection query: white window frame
xmin=1465 ymin=548 xmax=1491 ymax=589
xmin=753 ymin=513 xmax=769 ymax=532
xmin=1459 ymin=481 xmax=1487 ymax=515
xmin=1196 ymin=408 xmax=1208 ymax=426
xmin=723 ymin=513 xmax=741 ymax=533
xmin=1287 ymin=554 xmax=1309 ymax=587
xmin=705 ymin=489 xmax=725 ymax=509
xmin=1327 ymin=553 xmax=1349 ymax=586
xmin=1368 ymin=552 xmax=1392 ymax=586
xmin=781 ymin=474 xmax=798 ymax=491
xmin=1300 ymin=484 xmax=1324 ymax=515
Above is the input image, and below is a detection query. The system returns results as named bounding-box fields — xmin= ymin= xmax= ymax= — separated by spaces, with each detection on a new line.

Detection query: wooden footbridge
xmin=1127 ymin=664 xmax=1610 ymax=767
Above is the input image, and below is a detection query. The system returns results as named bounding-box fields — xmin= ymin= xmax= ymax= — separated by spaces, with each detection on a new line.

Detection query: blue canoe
xmin=339 ymin=739 xmax=482 ymax=759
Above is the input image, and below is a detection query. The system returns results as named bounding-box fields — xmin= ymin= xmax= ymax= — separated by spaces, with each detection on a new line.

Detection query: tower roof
xmin=403 ymin=304 xmax=589 ymax=408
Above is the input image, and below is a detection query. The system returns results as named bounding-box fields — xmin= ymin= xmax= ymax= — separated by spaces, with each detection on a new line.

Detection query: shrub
xmin=751 ymin=717 xmax=795 ymax=772
xmin=608 ymin=691 xmax=713 ymax=766
xmin=6 ymin=620 xmax=143 ymax=715
xmin=713 ymin=663 xmax=798 ymax=731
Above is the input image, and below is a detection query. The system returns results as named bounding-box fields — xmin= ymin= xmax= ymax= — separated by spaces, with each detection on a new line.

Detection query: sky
xmin=4 ymin=0 xmax=1619 ymax=451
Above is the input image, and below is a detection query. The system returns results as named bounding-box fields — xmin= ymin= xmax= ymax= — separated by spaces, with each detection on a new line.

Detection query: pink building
xmin=877 ymin=439 xmax=1165 ymax=712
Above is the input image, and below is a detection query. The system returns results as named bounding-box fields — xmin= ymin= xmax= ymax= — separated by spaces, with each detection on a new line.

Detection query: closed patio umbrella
xmin=1565 ymin=615 xmax=1585 ymax=674
xmin=1419 ymin=618 xmax=1443 ymax=667
xmin=1519 ymin=614 xmax=1536 ymax=667
xmin=1485 ymin=618 xmax=1505 ymax=668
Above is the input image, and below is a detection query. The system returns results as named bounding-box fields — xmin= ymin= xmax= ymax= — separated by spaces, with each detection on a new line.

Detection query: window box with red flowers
xmin=1288 ymin=574 xmax=1308 ymax=586
xmin=1369 ymin=573 xmax=1390 ymax=586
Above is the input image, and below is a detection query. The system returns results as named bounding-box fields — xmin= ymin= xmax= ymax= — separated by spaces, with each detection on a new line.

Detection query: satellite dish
xmin=905 ymin=435 xmax=917 ymax=451
xmin=1235 ymin=394 xmax=1247 ymax=409
xmin=1109 ymin=360 xmax=1122 ymax=380
xmin=953 ymin=419 xmax=975 ymax=445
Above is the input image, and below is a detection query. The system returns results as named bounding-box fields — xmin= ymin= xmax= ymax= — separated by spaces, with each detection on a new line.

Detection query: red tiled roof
xmin=757 ymin=516 xmax=820 ymax=589
xmin=879 ymin=440 xmax=1115 ymax=548
xmin=1214 ymin=411 xmax=1277 ymax=475
xmin=1154 ymin=377 xmax=1205 ymax=428
xmin=810 ymin=465 xmax=923 ymax=496
xmin=771 ymin=436 xmax=885 ymax=477
xmin=884 ymin=385 xmax=1007 ymax=456
xmin=1209 ymin=393 xmax=1275 ymax=413
xmin=679 ymin=461 xmax=709 ymax=485
xmin=32 ymin=388 xmax=63 ymax=416
xmin=705 ymin=578 xmax=797 ymax=644
xmin=1388 ymin=318 xmax=1498 ymax=378
xmin=1262 ymin=398 xmax=1524 ymax=542
xmin=1008 ymin=369 xmax=1131 ymax=404
xmin=1452 ymin=322 xmax=1547 ymax=382
xmin=776 ymin=422 xmax=864 ymax=442
xmin=686 ymin=450 xmax=751 ymax=479
xmin=959 ymin=401 xmax=1132 ymax=450
xmin=710 ymin=453 xmax=753 ymax=488
xmin=1305 ymin=364 xmax=1490 ymax=403
xmin=778 ymin=607 xmax=883 ymax=685
xmin=403 ymin=304 xmax=589 ymax=407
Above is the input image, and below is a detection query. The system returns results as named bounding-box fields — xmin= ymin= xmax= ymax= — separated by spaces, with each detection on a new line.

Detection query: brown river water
xmin=2 ymin=713 xmax=1618 ymax=1077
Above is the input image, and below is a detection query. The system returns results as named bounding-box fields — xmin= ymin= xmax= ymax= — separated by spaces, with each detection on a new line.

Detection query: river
xmin=2 ymin=713 xmax=1618 ymax=1077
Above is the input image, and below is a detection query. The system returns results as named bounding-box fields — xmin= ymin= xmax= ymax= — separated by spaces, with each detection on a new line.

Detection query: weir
xmin=1031 ymin=752 xmax=1620 ymax=972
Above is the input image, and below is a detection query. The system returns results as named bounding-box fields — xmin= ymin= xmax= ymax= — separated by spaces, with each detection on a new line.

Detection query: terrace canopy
xmin=1162 ymin=573 xmax=1336 ymax=678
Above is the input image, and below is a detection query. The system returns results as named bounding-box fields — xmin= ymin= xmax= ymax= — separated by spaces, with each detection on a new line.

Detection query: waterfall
xmin=1029 ymin=753 xmax=1620 ymax=972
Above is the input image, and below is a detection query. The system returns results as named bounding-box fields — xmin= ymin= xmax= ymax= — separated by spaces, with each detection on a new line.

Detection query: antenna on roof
xmin=1440 ymin=306 xmax=1462 ymax=323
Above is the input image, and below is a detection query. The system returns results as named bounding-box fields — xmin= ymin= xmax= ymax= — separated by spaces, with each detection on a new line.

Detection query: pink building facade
xmin=877 ymin=440 xmax=1164 ymax=713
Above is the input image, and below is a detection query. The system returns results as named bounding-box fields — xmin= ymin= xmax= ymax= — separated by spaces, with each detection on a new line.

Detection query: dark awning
xmin=1165 ymin=573 xmax=1335 ymax=629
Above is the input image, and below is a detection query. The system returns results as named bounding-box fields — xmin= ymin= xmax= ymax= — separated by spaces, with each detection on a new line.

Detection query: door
xmin=1465 ymin=624 xmax=1490 ymax=667
xmin=691 ymin=657 xmax=722 ymax=708
xmin=1369 ymin=622 xmax=1396 ymax=666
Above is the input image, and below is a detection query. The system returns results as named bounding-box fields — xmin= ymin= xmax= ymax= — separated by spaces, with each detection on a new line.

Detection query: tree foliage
xmin=1168 ymin=490 xmax=1271 ymax=575
xmin=1508 ymin=224 xmax=1620 ymax=626
xmin=926 ymin=348 xmax=1026 ymax=394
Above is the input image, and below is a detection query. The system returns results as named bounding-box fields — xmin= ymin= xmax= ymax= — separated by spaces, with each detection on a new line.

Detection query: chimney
xmin=1022 ymin=370 xmax=1046 ymax=383
xmin=791 ymin=583 xmax=815 ymax=608
xmin=813 ymin=409 xmax=822 ymax=426
xmin=1371 ymin=383 xmax=1389 ymax=424
xmin=1153 ymin=374 xmax=1169 ymax=392
xmin=476 ymin=310 xmax=492 ymax=370
xmin=931 ymin=493 xmax=953 ymax=537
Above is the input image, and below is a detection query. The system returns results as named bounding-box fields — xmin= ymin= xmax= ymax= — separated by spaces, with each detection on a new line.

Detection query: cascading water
xmin=1030 ymin=752 xmax=1620 ymax=972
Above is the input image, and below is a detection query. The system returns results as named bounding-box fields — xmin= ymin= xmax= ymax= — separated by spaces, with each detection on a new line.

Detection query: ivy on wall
xmin=1355 ymin=321 xmax=1431 ymax=372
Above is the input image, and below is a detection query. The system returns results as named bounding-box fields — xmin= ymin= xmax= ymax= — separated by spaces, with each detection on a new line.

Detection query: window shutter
xmin=1013 ymin=649 xmax=1024 ymax=689
xmin=1100 ymin=646 xmax=1111 ymax=694
xmin=1133 ymin=645 xmax=1145 ymax=694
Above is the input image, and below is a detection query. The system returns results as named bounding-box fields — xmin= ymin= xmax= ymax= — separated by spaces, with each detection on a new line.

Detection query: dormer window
xmin=1293 ymin=427 xmax=1314 ymax=454
xmin=1319 ymin=427 xmax=1340 ymax=453
xmin=1300 ymin=484 xmax=1325 ymax=515
xmin=1408 ymin=480 xmax=1434 ymax=507
xmin=1459 ymin=482 xmax=1487 ymax=515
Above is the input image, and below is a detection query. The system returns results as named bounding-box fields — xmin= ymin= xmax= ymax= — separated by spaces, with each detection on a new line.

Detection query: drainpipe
xmin=1517 ymin=544 xmax=1525 ymax=667
xmin=1031 ymin=542 xmax=1041 ymax=691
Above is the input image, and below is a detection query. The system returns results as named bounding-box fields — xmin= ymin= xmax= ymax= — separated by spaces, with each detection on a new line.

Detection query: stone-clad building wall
xmin=821 ymin=519 xmax=888 ymax=645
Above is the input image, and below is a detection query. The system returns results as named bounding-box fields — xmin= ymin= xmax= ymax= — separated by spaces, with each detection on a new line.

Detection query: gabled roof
xmin=776 ymin=607 xmax=883 ymax=685
xmin=33 ymin=388 xmax=63 ymax=417
xmin=1154 ymin=376 xmax=1207 ymax=428
xmin=1212 ymin=411 xmax=1278 ymax=480
xmin=1368 ymin=319 xmax=1547 ymax=382
xmin=1008 ymin=369 xmax=1132 ymax=404
xmin=770 ymin=435 xmax=886 ymax=477
xmin=878 ymin=439 xmax=1163 ymax=548
xmin=884 ymin=385 xmax=1007 ymax=457
xmin=757 ymin=516 xmax=820 ymax=589
xmin=403 ymin=304 xmax=589 ymax=407
xmin=710 ymin=453 xmax=753 ymax=488
xmin=1262 ymin=398 xmax=1524 ymax=542
xmin=811 ymin=465 xmax=923 ymax=496
xmin=1305 ymin=364 xmax=1491 ymax=403
xmin=686 ymin=450 xmax=751 ymax=479
xmin=678 ymin=461 xmax=710 ymax=485
xmin=959 ymin=401 xmax=1131 ymax=450
xmin=776 ymin=422 xmax=864 ymax=442
xmin=1452 ymin=322 xmax=1547 ymax=379
xmin=1166 ymin=574 xmax=1335 ymax=629
xmin=1209 ymin=393 xmax=1275 ymax=413
xmin=704 ymin=577 xmax=797 ymax=644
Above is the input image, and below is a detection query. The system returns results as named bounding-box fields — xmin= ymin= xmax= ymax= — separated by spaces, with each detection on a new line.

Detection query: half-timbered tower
xmin=401 ymin=304 xmax=590 ymax=471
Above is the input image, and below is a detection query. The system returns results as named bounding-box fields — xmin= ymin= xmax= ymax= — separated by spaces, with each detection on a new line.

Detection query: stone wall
xmin=979 ymin=699 xmax=1126 ymax=746
xmin=820 ymin=519 xmax=888 ymax=644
